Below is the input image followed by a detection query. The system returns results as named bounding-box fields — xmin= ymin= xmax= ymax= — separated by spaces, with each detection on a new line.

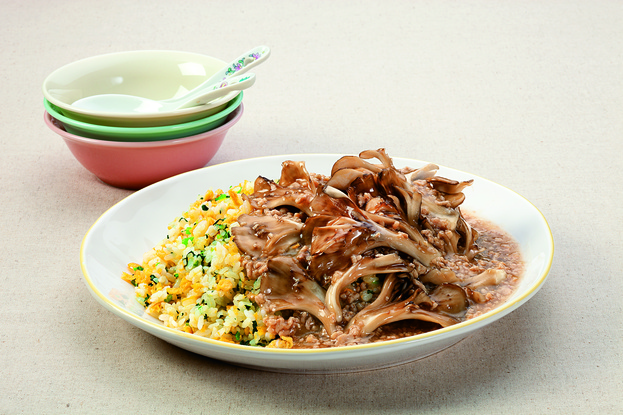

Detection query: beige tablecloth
xmin=2 ymin=1 xmax=621 ymax=413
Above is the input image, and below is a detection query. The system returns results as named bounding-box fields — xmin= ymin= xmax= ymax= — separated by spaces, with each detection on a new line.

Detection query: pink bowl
xmin=44 ymin=104 xmax=243 ymax=189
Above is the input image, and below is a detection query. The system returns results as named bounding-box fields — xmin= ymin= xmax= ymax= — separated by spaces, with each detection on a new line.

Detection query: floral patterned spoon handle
xmin=162 ymin=45 xmax=270 ymax=104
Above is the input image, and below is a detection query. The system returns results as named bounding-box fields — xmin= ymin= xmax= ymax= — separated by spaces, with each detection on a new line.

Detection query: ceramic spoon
xmin=72 ymin=45 xmax=270 ymax=113
xmin=72 ymin=73 xmax=255 ymax=114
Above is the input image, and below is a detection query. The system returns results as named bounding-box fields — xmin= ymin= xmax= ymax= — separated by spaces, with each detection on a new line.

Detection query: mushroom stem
xmin=462 ymin=269 xmax=506 ymax=290
xmin=347 ymin=288 xmax=458 ymax=336
xmin=325 ymin=254 xmax=411 ymax=323
xmin=261 ymin=256 xmax=336 ymax=335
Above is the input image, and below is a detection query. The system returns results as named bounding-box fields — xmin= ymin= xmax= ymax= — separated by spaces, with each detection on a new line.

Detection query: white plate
xmin=80 ymin=154 xmax=554 ymax=373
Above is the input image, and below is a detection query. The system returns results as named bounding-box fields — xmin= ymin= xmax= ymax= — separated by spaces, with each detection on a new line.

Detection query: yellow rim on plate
xmin=80 ymin=154 xmax=554 ymax=355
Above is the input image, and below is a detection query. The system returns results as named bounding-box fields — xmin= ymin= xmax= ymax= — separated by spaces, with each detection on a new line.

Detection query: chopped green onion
xmin=361 ymin=290 xmax=374 ymax=302
xmin=362 ymin=275 xmax=380 ymax=286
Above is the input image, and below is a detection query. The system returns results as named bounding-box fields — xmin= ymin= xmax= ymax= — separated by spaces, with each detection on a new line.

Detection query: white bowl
xmin=43 ymin=50 xmax=239 ymax=127
xmin=80 ymin=154 xmax=554 ymax=373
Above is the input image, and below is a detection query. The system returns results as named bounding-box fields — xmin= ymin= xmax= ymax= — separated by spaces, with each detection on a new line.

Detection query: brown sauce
xmin=286 ymin=213 xmax=523 ymax=348
xmin=232 ymin=150 xmax=524 ymax=348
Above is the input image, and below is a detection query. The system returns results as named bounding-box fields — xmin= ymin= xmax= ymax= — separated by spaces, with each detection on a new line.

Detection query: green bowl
xmin=43 ymin=92 xmax=243 ymax=142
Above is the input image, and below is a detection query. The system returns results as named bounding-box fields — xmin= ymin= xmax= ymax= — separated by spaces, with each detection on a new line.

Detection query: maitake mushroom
xmin=231 ymin=149 xmax=508 ymax=345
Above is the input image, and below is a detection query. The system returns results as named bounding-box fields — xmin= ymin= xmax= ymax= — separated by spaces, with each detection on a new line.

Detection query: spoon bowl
xmin=72 ymin=73 xmax=255 ymax=114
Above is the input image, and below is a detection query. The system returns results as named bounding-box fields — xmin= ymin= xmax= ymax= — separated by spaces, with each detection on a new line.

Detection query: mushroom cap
xmin=430 ymin=283 xmax=469 ymax=317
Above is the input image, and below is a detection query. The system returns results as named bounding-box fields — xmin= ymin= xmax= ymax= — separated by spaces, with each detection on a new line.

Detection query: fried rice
xmin=121 ymin=181 xmax=276 ymax=347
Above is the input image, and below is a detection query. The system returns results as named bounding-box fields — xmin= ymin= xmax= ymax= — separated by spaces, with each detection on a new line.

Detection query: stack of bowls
xmin=43 ymin=50 xmax=249 ymax=189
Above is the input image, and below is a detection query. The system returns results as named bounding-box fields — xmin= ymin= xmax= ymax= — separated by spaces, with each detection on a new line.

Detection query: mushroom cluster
xmin=231 ymin=149 xmax=507 ymax=347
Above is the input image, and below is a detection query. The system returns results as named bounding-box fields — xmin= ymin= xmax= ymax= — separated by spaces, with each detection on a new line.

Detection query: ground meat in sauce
xmin=232 ymin=149 xmax=524 ymax=349
xmin=278 ymin=214 xmax=523 ymax=348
